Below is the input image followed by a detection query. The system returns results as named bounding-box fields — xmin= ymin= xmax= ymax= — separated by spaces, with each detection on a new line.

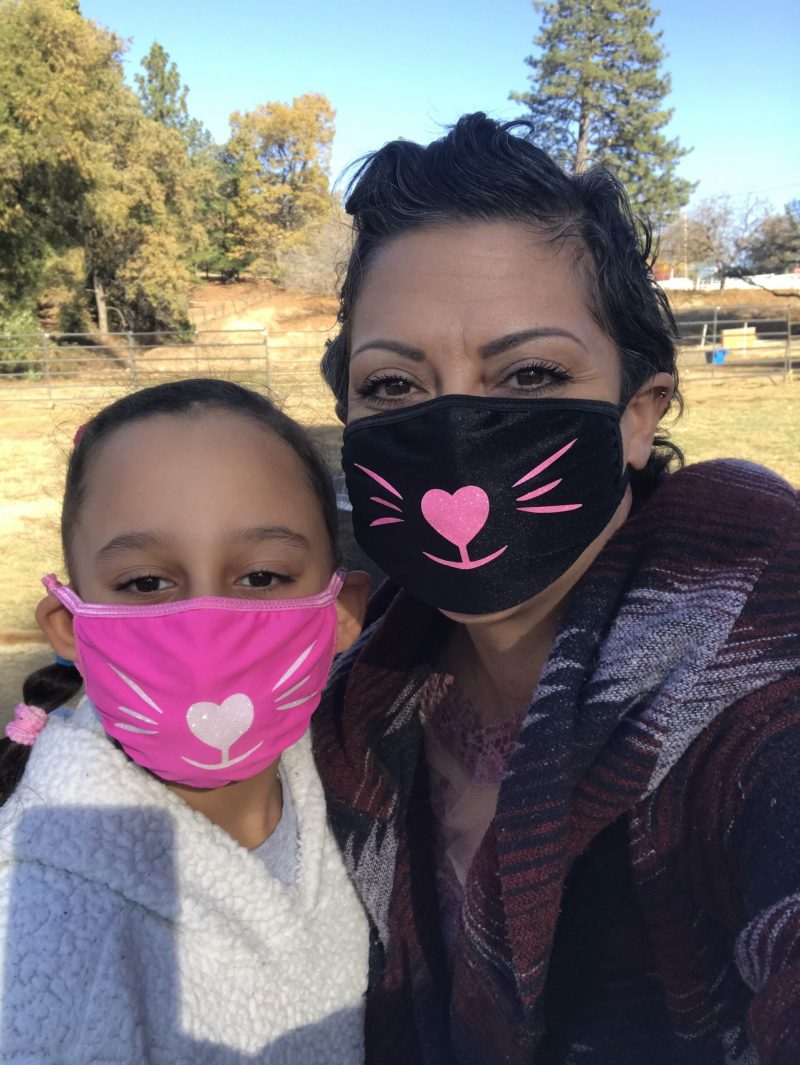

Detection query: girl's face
xmin=347 ymin=221 xmax=671 ymax=472
xmin=68 ymin=412 xmax=335 ymax=605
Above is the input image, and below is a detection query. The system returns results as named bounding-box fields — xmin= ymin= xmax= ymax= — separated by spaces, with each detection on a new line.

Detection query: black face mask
xmin=342 ymin=395 xmax=629 ymax=615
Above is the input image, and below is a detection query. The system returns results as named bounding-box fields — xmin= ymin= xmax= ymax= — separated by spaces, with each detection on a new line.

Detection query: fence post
xmin=262 ymin=330 xmax=271 ymax=391
xmin=786 ymin=309 xmax=793 ymax=382
xmin=711 ymin=305 xmax=719 ymax=347
xmin=127 ymin=331 xmax=137 ymax=387
xmin=40 ymin=332 xmax=52 ymax=403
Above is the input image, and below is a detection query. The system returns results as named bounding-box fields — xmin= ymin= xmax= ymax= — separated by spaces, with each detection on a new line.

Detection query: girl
xmin=0 ymin=379 xmax=370 ymax=1063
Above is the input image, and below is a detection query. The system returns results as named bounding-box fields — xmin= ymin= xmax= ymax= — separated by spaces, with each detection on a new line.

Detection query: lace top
xmin=417 ymin=672 xmax=526 ymax=959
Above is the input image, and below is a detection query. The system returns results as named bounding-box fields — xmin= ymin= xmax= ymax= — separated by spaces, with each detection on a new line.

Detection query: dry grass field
xmin=1 ymin=281 xmax=798 ymax=716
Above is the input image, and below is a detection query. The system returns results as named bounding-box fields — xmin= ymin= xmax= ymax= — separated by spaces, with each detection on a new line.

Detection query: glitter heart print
xmin=42 ymin=573 xmax=343 ymax=787
xmin=342 ymin=396 xmax=627 ymax=614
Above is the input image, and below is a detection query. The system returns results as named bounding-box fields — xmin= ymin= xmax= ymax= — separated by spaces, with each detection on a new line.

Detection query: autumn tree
xmin=511 ymin=0 xmax=693 ymax=224
xmin=222 ymin=94 xmax=335 ymax=278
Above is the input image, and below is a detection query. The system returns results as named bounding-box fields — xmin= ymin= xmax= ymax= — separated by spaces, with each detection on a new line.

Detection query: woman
xmin=314 ymin=114 xmax=800 ymax=1064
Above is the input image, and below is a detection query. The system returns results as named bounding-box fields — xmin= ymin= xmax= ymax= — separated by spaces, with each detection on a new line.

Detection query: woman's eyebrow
xmin=350 ymin=339 xmax=425 ymax=361
xmin=479 ymin=328 xmax=588 ymax=358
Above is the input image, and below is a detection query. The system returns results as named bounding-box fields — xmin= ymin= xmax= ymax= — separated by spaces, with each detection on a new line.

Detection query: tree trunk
xmin=93 ymin=271 xmax=109 ymax=336
xmin=574 ymin=100 xmax=591 ymax=173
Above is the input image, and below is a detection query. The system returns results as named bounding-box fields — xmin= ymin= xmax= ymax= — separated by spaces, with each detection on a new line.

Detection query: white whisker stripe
xmin=275 ymin=691 xmax=319 ymax=711
xmin=107 ymin=662 xmax=163 ymax=714
xmin=114 ymin=723 xmax=158 ymax=735
xmin=274 ymin=673 xmax=311 ymax=700
xmin=272 ymin=641 xmax=316 ymax=691
xmin=117 ymin=705 xmax=158 ymax=725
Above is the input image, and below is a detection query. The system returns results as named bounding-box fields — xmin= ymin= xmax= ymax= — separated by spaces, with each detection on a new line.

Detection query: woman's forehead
xmin=352 ymin=221 xmax=597 ymax=339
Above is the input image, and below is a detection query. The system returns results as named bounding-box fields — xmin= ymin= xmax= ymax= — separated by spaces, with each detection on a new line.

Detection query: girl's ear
xmin=335 ymin=571 xmax=371 ymax=653
xmin=621 ymin=372 xmax=675 ymax=471
xmin=35 ymin=593 xmax=77 ymax=662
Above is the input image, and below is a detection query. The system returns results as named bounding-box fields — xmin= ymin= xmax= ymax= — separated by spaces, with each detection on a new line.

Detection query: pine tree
xmin=0 ymin=0 xmax=199 ymax=333
xmin=511 ymin=0 xmax=693 ymax=224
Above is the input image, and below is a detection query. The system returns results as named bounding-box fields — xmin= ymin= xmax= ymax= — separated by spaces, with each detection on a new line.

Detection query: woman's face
xmin=345 ymin=221 xmax=672 ymax=623
xmin=348 ymin=221 xmax=667 ymax=463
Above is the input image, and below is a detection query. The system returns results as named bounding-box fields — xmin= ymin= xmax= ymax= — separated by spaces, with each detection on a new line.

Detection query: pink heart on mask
xmin=421 ymin=486 xmax=490 ymax=549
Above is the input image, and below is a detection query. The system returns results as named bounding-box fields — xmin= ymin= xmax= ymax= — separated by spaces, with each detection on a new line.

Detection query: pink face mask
xmin=43 ymin=572 xmax=344 ymax=789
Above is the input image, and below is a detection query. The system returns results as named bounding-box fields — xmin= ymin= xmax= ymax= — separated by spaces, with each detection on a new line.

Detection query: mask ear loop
xmin=41 ymin=574 xmax=83 ymax=613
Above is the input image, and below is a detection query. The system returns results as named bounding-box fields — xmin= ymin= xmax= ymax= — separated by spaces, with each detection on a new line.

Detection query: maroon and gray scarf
xmin=314 ymin=461 xmax=800 ymax=1064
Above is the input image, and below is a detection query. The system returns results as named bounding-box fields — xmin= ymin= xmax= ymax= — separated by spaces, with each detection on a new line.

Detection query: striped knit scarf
xmin=314 ymin=460 xmax=800 ymax=1063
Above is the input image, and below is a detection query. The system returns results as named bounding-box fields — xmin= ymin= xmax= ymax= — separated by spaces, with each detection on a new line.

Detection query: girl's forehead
xmin=79 ymin=413 xmax=322 ymax=529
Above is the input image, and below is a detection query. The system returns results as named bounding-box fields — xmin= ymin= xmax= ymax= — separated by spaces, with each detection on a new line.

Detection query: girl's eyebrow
xmin=234 ymin=525 xmax=311 ymax=550
xmin=350 ymin=328 xmax=587 ymax=362
xmin=95 ymin=531 xmax=169 ymax=561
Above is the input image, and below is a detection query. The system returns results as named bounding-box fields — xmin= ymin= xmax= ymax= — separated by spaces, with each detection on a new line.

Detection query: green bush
xmin=0 ymin=307 xmax=44 ymax=376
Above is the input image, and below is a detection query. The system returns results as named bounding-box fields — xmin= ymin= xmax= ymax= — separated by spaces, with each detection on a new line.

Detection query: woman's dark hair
xmin=1 ymin=378 xmax=340 ymax=804
xmin=322 ymin=111 xmax=683 ymax=490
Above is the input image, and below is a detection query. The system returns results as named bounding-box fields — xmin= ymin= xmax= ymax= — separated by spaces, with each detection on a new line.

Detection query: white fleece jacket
xmin=0 ymin=701 xmax=368 ymax=1064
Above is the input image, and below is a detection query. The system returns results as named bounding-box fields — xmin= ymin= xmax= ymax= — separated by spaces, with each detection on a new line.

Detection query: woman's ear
xmin=621 ymin=372 xmax=675 ymax=470
xmin=35 ymin=593 xmax=77 ymax=663
xmin=335 ymin=571 xmax=371 ymax=653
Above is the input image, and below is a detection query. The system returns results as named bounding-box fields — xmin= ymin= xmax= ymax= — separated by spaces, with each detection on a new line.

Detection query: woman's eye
xmin=505 ymin=363 xmax=571 ymax=391
xmin=117 ymin=575 xmax=171 ymax=595
xmin=354 ymin=373 xmax=416 ymax=405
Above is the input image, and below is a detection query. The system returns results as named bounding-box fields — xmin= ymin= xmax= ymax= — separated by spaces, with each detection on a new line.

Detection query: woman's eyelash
xmin=353 ymin=373 xmax=411 ymax=399
xmin=505 ymin=361 xmax=572 ymax=386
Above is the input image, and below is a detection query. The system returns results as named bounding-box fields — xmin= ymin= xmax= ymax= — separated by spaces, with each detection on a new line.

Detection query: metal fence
xmin=0 ymin=315 xmax=796 ymax=414
xmin=0 ymin=328 xmax=338 ymax=422
xmin=673 ymin=312 xmax=797 ymax=381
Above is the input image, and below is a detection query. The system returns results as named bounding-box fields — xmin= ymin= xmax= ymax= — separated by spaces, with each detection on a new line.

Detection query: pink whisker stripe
xmin=369 ymin=517 xmax=404 ymax=527
xmin=370 ymin=495 xmax=403 ymax=513
xmin=354 ymin=463 xmax=403 ymax=499
xmin=513 ymin=439 xmax=577 ymax=487
xmin=515 ymin=477 xmax=563 ymax=502
xmin=517 ymin=503 xmax=582 ymax=513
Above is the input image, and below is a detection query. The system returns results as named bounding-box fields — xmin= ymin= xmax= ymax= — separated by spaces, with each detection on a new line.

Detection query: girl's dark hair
xmin=322 ymin=111 xmax=683 ymax=492
xmin=1 ymin=378 xmax=339 ymax=804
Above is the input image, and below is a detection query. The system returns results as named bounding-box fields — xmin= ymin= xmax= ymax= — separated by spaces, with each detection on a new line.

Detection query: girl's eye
xmin=353 ymin=373 xmax=417 ymax=407
xmin=116 ymin=575 xmax=172 ymax=595
xmin=237 ymin=570 xmax=290 ymax=590
xmin=504 ymin=362 xmax=571 ymax=392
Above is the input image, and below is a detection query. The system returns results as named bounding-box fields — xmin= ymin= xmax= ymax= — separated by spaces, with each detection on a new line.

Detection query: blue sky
xmin=80 ymin=0 xmax=799 ymax=211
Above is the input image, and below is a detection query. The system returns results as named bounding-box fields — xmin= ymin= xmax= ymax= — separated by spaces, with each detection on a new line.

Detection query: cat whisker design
xmin=353 ymin=467 xmax=407 ymax=527
xmin=108 ymin=662 xmax=163 ymax=714
xmin=370 ymin=495 xmax=402 ymax=512
xmin=513 ymin=439 xmax=577 ymax=488
xmin=272 ymin=641 xmax=316 ymax=692
xmin=118 ymin=705 xmax=159 ymax=725
xmin=515 ymin=477 xmax=562 ymax=502
xmin=107 ymin=661 xmax=165 ymax=738
xmin=275 ymin=670 xmax=319 ymax=713
xmin=512 ymin=440 xmax=582 ymax=514
xmin=354 ymin=463 xmax=403 ymax=499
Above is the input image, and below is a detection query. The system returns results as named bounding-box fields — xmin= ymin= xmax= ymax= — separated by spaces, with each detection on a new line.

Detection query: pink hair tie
xmin=73 ymin=424 xmax=87 ymax=445
xmin=5 ymin=704 xmax=48 ymax=746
